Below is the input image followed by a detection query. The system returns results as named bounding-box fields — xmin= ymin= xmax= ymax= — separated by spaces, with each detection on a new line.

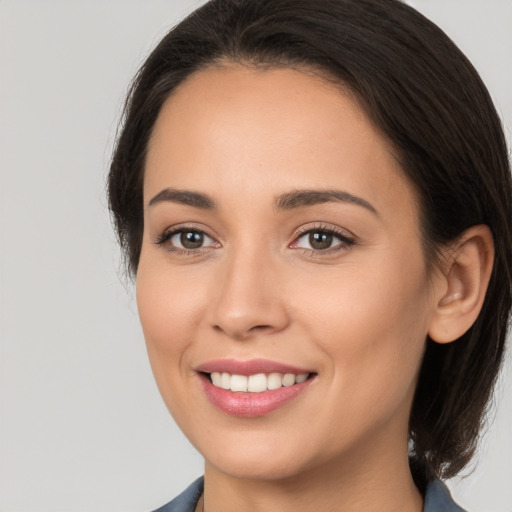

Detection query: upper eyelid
xmin=171 ymin=229 xmax=216 ymax=243
xmin=157 ymin=224 xmax=218 ymax=241
xmin=293 ymin=224 xmax=356 ymax=240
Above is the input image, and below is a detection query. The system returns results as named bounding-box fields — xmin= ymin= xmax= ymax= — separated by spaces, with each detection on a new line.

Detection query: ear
xmin=428 ymin=225 xmax=494 ymax=344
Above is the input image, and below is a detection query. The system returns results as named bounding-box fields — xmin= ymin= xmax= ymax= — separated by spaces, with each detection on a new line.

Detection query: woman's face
xmin=137 ymin=65 xmax=441 ymax=481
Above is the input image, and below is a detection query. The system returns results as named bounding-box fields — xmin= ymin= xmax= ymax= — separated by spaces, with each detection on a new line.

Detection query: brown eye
xmin=179 ymin=230 xmax=204 ymax=249
xmin=293 ymin=228 xmax=355 ymax=252
xmin=309 ymin=231 xmax=333 ymax=250
xmin=162 ymin=229 xmax=217 ymax=251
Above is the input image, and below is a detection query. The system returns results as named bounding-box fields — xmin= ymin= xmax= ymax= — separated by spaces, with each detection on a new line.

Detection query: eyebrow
xmin=148 ymin=187 xmax=378 ymax=216
xmin=275 ymin=189 xmax=378 ymax=215
xmin=149 ymin=188 xmax=216 ymax=209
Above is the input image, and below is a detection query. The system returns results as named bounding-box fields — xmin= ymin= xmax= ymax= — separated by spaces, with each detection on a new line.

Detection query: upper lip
xmin=196 ymin=359 xmax=314 ymax=376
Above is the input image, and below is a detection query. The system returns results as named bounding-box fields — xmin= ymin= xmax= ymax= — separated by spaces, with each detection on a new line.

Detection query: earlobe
xmin=428 ymin=225 xmax=494 ymax=344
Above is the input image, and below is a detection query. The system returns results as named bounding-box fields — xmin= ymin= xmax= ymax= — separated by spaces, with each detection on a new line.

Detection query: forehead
xmin=144 ymin=64 xmax=416 ymax=220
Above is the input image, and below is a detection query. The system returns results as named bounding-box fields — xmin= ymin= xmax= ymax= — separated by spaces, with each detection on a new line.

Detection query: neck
xmin=202 ymin=440 xmax=423 ymax=512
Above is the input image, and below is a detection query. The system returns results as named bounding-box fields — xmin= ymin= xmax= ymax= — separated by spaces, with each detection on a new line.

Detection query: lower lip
xmin=199 ymin=374 xmax=314 ymax=418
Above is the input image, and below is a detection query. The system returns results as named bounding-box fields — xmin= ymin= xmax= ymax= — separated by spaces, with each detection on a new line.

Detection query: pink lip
xmin=196 ymin=358 xmax=313 ymax=376
xmin=196 ymin=359 xmax=316 ymax=418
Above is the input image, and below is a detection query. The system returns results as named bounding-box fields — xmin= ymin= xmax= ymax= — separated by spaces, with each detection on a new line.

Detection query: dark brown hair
xmin=108 ymin=0 xmax=512 ymax=487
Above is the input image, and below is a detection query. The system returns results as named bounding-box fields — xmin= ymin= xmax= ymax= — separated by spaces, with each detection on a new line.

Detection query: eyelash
xmin=155 ymin=225 xmax=218 ymax=256
xmin=154 ymin=224 xmax=356 ymax=256
xmin=292 ymin=224 xmax=356 ymax=255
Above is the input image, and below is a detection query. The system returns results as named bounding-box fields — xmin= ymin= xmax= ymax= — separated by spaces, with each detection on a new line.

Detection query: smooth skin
xmin=137 ymin=65 xmax=494 ymax=512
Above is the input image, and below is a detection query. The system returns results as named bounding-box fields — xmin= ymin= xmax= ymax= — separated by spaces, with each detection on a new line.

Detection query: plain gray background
xmin=1 ymin=1 xmax=511 ymax=511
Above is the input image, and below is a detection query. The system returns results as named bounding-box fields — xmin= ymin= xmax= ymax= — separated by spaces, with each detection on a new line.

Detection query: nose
xmin=210 ymin=249 xmax=290 ymax=341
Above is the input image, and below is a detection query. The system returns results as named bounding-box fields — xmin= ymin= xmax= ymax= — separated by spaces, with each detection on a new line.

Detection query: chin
xmin=196 ymin=430 xmax=315 ymax=481
xmin=207 ymin=452 xmax=311 ymax=482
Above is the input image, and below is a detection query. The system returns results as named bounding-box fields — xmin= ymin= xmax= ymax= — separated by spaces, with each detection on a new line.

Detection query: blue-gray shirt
xmin=153 ymin=477 xmax=466 ymax=511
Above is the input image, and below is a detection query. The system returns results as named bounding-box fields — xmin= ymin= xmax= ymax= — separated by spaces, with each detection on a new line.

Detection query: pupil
xmin=181 ymin=231 xmax=203 ymax=249
xmin=310 ymin=232 xmax=332 ymax=250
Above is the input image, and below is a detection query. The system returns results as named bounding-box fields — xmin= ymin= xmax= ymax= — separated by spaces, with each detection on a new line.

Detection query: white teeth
xmin=211 ymin=372 xmax=222 ymax=387
xmin=220 ymin=372 xmax=231 ymax=390
xmin=248 ymin=373 xmax=267 ymax=393
xmin=282 ymin=373 xmax=296 ymax=387
xmin=295 ymin=373 xmax=308 ymax=383
xmin=267 ymin=372 xmax=283 ymax=390
xmin=230 ymin=374 xmax=248 ymax=392
xmin=209 ymin=371 xmax=310 ymax=392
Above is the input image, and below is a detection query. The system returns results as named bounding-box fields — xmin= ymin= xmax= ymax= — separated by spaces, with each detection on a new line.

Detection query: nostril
xmin=249 ymin=324 xmax=273 ymax=331
xmin=212 ymin=323 xmax=274 ymax=339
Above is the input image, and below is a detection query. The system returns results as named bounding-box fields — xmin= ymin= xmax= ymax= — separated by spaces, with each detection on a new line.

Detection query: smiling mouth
xmin=197 ymin=371 xmax=317 ymax=418
xmin=205 ymin=371 xmax=313 ymax=393
xmin=198 ymin=370 xmax=317 ymax=417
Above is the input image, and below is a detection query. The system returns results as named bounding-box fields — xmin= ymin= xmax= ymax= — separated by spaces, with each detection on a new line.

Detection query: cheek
xmin=289 ymin=250 xmax=431 ymax=415
xmin=137 ymin=258 xmax=206 ymax=343
xmin=135 ymin=258 xmax=209 ymax=402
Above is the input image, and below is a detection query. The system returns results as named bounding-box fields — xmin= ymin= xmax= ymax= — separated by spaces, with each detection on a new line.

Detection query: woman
xmin=108 ymin=0 xmax=512 ymax=511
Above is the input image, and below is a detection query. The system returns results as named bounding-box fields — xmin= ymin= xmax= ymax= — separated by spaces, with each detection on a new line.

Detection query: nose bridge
xmin=210 ymin=241 xmax=288 ymax=340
